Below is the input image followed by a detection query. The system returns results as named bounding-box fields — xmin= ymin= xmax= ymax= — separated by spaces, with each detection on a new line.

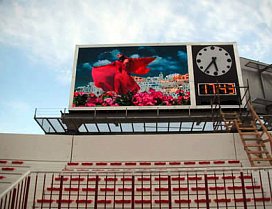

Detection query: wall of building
xmin=0 ymin=132 xmax=249 ymax=166
xmin=240 ymin=57 xmax=272 ymax=113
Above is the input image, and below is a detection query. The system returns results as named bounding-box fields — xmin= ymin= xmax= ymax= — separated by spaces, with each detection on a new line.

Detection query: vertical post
xmin=10 ymin=188 xmax=17 ymax=209
xmin=258 ymin=170 xmax=266 ymax=208
xmin=58 ymin=175 xmax=64 ymax=209
xmin=131 ymin=175 xmax=135 ymax=209
xmin=240 ymin=172 xmax=248 ymax=209
xmin=32 ymin=173 xmax=38 ymax=209
xmin=168 ymin=175 xmax=172 ymax=209
xmin=94 ymin=175 xmax=99 ymax=209
xmin=23 ymin=176 xmax=31 ymax=209
xmin=204 ymin=174 xmax=210 ymax=209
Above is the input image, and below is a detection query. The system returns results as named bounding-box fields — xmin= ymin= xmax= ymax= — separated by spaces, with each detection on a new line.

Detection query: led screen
xmin=70 ymin=45 xmax=190 ymax=109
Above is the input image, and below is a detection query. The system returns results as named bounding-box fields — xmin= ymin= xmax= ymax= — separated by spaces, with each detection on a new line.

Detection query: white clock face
xmin=196 ymin=46 xmax=232 ymax=76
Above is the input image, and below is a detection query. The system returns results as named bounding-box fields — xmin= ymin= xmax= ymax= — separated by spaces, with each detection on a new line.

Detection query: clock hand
xmin=204 ymin=59 xmax=214 ymax=73
xmin=213 ymin=58 xmax=219 ymax=72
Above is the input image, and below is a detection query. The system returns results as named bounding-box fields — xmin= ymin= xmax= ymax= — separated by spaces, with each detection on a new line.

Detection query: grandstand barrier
xmin=31 ymin=167 xmax=272 ymax=208
xmin=2 ymin=166 xmax=271 ymax=209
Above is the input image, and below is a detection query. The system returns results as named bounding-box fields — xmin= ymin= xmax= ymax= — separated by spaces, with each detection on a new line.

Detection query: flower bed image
xmin=73 ymin=89 xmax=190 ymax=107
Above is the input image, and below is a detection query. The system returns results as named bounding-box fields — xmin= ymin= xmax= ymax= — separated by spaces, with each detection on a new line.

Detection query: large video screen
xmin=70 ymin=45 xmax=190 ymax=109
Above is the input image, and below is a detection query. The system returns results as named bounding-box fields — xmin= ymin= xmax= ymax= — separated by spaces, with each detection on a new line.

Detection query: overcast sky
xmin=0 ymin=0 xmax=271 ymax=134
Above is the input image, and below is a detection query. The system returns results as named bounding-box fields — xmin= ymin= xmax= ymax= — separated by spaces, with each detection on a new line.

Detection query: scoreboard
xmin=69 ymin=42 xmax=244 ymax=110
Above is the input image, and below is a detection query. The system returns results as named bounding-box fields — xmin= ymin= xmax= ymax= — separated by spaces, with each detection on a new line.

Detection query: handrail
xmin=248 ymin=102 xmax=272 ymax=152
xmin=29 ymin=166 xmax=272 ymax=175
xmin=0 ymin=170 xmax=30 ymax=198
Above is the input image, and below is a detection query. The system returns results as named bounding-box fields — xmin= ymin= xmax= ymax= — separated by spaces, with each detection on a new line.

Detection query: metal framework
xmin=34 ymin=85 xmax=251 ymax=135
xmin=34 ymin=107 xmax=241 ymax=135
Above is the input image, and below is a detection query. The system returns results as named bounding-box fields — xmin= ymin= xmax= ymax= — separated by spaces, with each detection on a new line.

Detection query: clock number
xmin=228 ymin=83 xmax=236 ymax=95
xmin=198 ymin=83 xmax=236 ymax=96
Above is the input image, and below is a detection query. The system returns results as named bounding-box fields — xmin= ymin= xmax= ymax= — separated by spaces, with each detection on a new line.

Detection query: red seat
xmin=64 ymin=187 xmax=80 ymax=192
xmin=253 ymin=197 xmax=270 ymax=202
xmin=87 ymin=177 xmax=101 ymax=181
xmin=12 ymin=160 xmax=24 ymax=164
xmin=206 ymin=175 xmax=219 ymax=180
xmin=104 ymin=177 xmax=118 ymax=181
xmin=100 ymin=188 xmax=115 ymax=192
xmin=228 ymin=160 xmax=240 ymax=164
xmin=121 ymin=177 xmax=133 ymax=181
xmin=55 ymin=177 xmax=69 ymax=181
xmin=213 ymin=160 xmax=225 ymax=164
xmin=82 ymin=187 xmax=96 ymax=192
xmin=246 ymin=185 xmax=261 ymax=190
xmin=139 ymin=162 xmax=151 ymax=166
xmin=96 ymin=162 xmax=107 ymax=166
xmin=115 ymin=199 xmax=131 ymax=204
xmin=125 ymin=162 xmax=137 ymax=166
xmin=2 ymin=167 xmax=15 ymax=171
xmin=0 ymin=160 xmax=8 ymax=164
xmin=214 ymin=198 xmax=231 ymax=203
xmin=199 ymin=161 xmax=211 ymax=165
xmin=154 ymin=199 xmax=169 ymax=204
xmin=81 ymin=162 xmax=93 ymax=166
xmin=174 ymin=199 xmax=191 ymax=204
xmin=110 ymin=162 xmax=122 ymax=166
xmin=184 ymin=161 xmax=196 ymax=165
xmin=47 ymin=187 xmax=61 ymax=191
xmin=222 ymin=175 xmax=236 ymax=180
xmin=76 ymin=199 xmax=93 ymax=204
xmin=234 ymin=198 xmax=251 ymax=202
xmin=0 ymin=176 xmax=5 ymax=180
xmin=118 ymin=187 xmax=132 ymax=192
xmin=67 ymin=162 xmax=79 ymax=166
xmin=187 ymin=176 xmax=202 ymax=181
xmin=71 ymin=177 xmax=85 ymax=181
xmin=155 ymin=187 xmax=169 ymax=191
xmin=136 ymin=187 xmax=151 ymax=192
xmin=154 ymin=162 xmax=166 ymax=165
xmin=172 ymin=177 xmax=185 ymax=181
xmin=191 ymin=186 xmax=206 ymax=191
xmin=173 ymin=187 xmax=189 ymax=191
xmin=239 ymin=175 xmax=252 ymax=179
xmin=209 ymin=186 xmax=225 ymax=191
xmin=137 ymin=177 xmax=150 ymax=181
xmin=96 ymin=200 xmax=112 ymax=204
xmin=169 ymin=161 xmax=181 ymax=165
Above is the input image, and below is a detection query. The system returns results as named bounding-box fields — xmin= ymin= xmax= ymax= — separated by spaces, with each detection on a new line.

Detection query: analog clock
xmin=196 ymin=46 xmax=232 ymax=76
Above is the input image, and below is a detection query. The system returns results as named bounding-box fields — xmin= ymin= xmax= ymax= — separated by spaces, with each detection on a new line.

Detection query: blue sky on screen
xmin=0 ymin=0 xmax=271 ymax=134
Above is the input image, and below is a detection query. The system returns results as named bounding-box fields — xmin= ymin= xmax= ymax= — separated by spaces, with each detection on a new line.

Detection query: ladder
xmin=221 ymin=103 xmax=272 ymax=167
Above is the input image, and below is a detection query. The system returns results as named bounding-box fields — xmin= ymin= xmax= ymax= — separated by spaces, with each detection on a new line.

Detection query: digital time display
xmin=198 ymin=83 xmax=236 ymax=96
xmin=192 ymin=44 xmax=241 ymax=105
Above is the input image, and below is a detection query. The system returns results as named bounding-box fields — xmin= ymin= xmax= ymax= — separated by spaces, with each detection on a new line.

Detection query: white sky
xmin=0 ymin=0 xmax=271 ymax=134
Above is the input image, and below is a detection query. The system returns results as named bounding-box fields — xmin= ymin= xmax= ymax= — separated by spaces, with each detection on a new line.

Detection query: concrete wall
xmin=0 ymin=133 xmax=249 ymax=165
xmin=0 ymin=133 xmax=72 ymax=162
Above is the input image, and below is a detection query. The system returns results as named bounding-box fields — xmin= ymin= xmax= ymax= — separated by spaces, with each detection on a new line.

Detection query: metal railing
xmin=0 ymin=171 xmax=31 ymax=209
xmin=1 ymin=166 xmax=272 ymax=208
xmin=26 ymin=167 xmax=272 ymax=209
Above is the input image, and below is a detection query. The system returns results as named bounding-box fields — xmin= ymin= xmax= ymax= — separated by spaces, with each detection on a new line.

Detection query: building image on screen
xmin=72 ymin=45 xmax=190 ymax=108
